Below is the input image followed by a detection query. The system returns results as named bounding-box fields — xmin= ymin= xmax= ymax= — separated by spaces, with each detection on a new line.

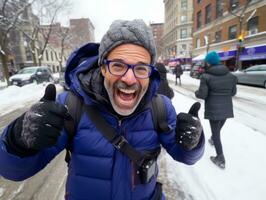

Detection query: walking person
xmin=155 ymin=62 xmax=174 ymax=99
xmin=0 ymin=19 xmax=205 ymax=199
xmin=174 ymin=63 xmax=183 ymax=86
xmin=195 ymin=51 xmax=237 ymax=169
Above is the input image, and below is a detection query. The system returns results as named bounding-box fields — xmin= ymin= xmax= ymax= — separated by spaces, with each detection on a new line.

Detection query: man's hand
xmin=17 ymin=84 xmax=70 ymax=151
xmin=176 ymin=102 xmax=203 ymax=150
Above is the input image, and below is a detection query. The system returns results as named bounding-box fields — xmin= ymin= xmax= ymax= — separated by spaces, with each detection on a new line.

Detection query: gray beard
xmin=104 ymin=79 xmax=147 ymax=116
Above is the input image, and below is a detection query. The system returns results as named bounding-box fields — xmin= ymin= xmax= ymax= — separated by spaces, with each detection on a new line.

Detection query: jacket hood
xmin=64 ymin=42 xmax=160 ymax=111
xmin=206 ymin=64 xmax=229 ymax=76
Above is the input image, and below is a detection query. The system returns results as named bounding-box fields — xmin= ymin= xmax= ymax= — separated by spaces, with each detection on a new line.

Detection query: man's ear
xmin=100 ymin=65 xmax=106 ymax=77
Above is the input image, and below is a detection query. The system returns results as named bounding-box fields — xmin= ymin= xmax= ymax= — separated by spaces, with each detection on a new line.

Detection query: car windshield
xmin=17 ymin=68 xmax=37 ymax=74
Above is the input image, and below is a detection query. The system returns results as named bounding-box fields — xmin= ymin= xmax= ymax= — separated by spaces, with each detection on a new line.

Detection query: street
xmin=0 ymin=75 xmax=266 ymax=200
xmin=0 ymin=101 xmax=67 ymax=200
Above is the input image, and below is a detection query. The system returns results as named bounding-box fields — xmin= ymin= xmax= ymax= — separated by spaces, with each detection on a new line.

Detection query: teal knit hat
xmin=205 ymin=51 xmax=220 ymax=65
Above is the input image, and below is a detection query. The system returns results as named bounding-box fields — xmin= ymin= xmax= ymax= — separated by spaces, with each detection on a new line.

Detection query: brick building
xmin=150 ymin=23 xmax=164 ymax=62
xmin=163 ymin=0 xmax=194 ymax=65
xmin=192 ymin=0 xmax=266 ymax=70
xmin=69 ymin=18 xmax=95 ymax=50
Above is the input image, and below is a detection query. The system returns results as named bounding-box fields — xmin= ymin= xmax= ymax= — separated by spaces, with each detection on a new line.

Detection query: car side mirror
xmin=37 ymin=71 xmax=42 ymax=75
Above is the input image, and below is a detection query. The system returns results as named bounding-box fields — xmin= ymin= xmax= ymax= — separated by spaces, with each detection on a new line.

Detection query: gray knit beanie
xmin=98 ymin=19 xmax=156 ymax=66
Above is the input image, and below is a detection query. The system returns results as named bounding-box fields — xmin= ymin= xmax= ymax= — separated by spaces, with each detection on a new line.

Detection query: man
xmin=155 ymin=62 xmax=174 ymax=99
xmin=174 ymin=62 xmax=183 ymax=86
xmin=195 ymin=51 xmax=237 ymax=169
xmin=0 ymin=19 xmax=204 ymax=199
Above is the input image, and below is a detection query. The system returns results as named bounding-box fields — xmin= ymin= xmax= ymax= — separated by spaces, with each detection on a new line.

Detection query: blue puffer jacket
xmin=0 ymin=43 xmax=204 ymax=200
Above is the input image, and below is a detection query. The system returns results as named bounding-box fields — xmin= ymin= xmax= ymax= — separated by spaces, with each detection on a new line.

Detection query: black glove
xmin=176 ymin=102 xmax=203 ymax=151
xmin=6 ymin=84 xmax=70 ymax=156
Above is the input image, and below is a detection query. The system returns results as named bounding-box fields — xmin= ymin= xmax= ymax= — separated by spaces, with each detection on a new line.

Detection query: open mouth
xmin=115 ymin=88 xmax=138 ymax=108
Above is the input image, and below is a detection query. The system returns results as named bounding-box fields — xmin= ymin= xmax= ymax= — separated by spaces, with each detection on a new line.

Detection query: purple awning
xmin=217 ymin=45 xmax=266 ymax=61
xmin=240 ymin=45 xmax=266 ymax=61
xmin=240 ymin=53 xmax=266 ymax=61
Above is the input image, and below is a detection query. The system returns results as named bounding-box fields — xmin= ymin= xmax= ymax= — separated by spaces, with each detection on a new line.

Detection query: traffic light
xmin=238 ymin=34 xmax=244 ymax=45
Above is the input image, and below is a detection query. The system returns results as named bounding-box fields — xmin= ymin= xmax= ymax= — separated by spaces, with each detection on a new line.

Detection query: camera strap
xmin=83 ymin=105 xmax=145 ymax=166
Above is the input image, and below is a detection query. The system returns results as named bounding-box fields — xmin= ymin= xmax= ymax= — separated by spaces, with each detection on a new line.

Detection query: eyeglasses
xmin=103 ymin=60 xmax=154 ymax=79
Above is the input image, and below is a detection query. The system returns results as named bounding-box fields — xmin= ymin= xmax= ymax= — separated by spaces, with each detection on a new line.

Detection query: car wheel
xmin=264 ymin=81 xmax=266 ymax=89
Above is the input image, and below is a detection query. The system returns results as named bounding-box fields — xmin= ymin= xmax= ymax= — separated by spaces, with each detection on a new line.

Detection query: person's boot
xmin=210 ymin=154 xmax=225 ymax=169
xmin=208 ymin=138 xmax=214 ymax=146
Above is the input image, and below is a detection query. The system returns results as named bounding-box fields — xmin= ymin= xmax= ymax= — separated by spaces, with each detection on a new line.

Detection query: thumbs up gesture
xmin=17 ymin=84 xmax=69 ymax=151
xmin=176 ymin=102 xmax=203 ymax=150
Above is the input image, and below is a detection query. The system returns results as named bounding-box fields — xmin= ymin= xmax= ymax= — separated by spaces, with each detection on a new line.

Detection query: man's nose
xmin=121 ymin=69 xmax=137 ymax=85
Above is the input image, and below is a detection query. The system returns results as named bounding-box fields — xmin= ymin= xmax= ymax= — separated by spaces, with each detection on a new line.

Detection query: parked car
xmin=190 ymin=63 xmax=204 ymax=79
xmin=233 ymin=64 xmax=266 ymax=88
xmin=9 ymin=66 xmax=54 ymax=87
xmin=181 ymin=64 xmax=192 ymax=71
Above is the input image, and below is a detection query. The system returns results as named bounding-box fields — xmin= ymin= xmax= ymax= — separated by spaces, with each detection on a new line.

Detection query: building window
xmin=230 ymin=0 xmax=239 ymax=11
xmin=50 ymin=51 xmax=54 ymax=61
xmin=197 ymin=11 xmax=202 ymax=29
xmin=215 ymin=31 xmax=222 ymax=42
xmin=181 ymin=15 xmax=187 ymax=23
xmin=181 ymin=0 xmax=187 ymax=9
xmin=216 ymin=0 xmax=223 ymax=18
xmin=205 ymin=4 xmax=212 ymax=24
xmin=182 ymin=44 xmax=187 ymax=50
xmin=46 ymin=50 xmax=49 ymax=61
xmin=180 ymin=28 xmax=187 ymax=39
xmin=180 ymin=44 xmax=187 ymax=54
xmin=247 ymin=16 xmax=258 ymax=35
xmin=228 ymin=25 xmax=237 ymax=39
xmin=196 ymin=38 xmax=201 ymax=48
xmin=55 ymin=52 xmax=58 ymax=60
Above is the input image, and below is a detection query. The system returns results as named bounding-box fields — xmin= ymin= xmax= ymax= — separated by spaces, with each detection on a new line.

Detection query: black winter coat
xmin=157 ymin=66 xmax=174 ymax=99
xmin=195 ymin=64 xmax=237 ymax=120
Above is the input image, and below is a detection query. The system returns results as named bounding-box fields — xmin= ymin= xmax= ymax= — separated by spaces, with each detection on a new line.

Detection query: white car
xmin=9 ymin=66 xmax=54 ymax=87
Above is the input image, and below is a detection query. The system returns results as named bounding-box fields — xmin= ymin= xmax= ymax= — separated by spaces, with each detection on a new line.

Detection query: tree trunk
xmin=38 ymin=57 xmax=42 ymax=66
xmin=0 ymin=52 xmax=10 ymax=85
xmin=30 ymin=41 xmax=37 ymax=66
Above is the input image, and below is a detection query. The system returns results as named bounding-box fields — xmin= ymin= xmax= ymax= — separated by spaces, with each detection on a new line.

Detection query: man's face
xmin=101 ymin=44 xmax=151 ymax=116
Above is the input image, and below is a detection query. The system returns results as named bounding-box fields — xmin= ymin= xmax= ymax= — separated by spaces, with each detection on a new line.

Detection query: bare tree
xmin=37 ymin=0 xmax=70 ymax=65
xmin=0 ymin=0 xmax=34 ymax=84
xmin=225 ymin=0 xmax=251 ymax=70
xmin=56 ymin=26 xmax=71 ymax=71
xmin=15 ymin=0 xmax=71 ymax=67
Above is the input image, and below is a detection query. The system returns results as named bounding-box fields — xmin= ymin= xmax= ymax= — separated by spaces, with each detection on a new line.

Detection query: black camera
xmin=138 ymin=159 xmax=156 ymax=184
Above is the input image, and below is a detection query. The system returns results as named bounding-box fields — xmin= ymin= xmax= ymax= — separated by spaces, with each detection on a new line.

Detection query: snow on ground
xmin=162 ymin=72 xmax=266 ymax=200
xmin=0 ymin=73 xmax=266 ymax=200
xmin=0 ymin=82 xmax=62 ymax=117
xmin=162 ymin=89 xmax=266 ymax=200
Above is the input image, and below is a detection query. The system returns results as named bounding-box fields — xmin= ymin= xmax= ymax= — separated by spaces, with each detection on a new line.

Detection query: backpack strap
xmin=64 ymin=91 xmax=84 ymax=163
xmin=151 ymin=94 xmax=172 ymax=133
xmin=84 ymin=105 xmax=145 ymax=166
xmin=63 ymin=92 xmax=171 ymax=163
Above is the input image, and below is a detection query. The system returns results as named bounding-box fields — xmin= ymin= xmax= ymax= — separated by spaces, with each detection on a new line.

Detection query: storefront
xmin=192 ymin=45 xmax=266 ymax=71
xmin=240 ymin=45 xmax=266 ymax=69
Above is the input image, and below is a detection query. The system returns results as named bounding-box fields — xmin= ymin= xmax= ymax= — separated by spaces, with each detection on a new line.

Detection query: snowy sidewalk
xmin=161 ymin=74 xmax=266 ymax=200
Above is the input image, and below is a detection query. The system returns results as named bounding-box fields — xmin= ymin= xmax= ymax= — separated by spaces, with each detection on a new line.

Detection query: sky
xmin=64 ymin=0 xmax=165 ymax=42
xmin=1 ymin=72 xmax=266 ymax=200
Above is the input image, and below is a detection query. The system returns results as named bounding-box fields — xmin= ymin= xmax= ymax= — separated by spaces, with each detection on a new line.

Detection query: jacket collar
xmin=65 ymin=43 xmax=161 ymax=115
